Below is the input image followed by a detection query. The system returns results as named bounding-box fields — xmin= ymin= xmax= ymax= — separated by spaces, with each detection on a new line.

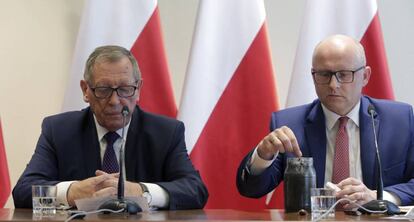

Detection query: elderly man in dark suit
xmin=13 ymin=45 xmax=208 ymax=210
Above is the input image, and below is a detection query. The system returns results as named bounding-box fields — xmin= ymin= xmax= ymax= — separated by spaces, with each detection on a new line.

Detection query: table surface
xmin=0 ymin=208 xmax=410 ymax=221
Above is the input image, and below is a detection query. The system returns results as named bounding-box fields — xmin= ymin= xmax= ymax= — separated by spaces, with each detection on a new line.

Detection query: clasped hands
xmin=67 ymin=170 xmax=143 ymax=206
xmin=257 ymin=126 xmax=376 ymax=209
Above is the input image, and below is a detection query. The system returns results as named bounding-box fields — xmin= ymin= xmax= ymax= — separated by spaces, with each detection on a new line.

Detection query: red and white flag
xmin=286 ymin=0 xmax=393 ymax=108
xmin=268 ymin=0 xmax=394 ymax=208
xmin=178 ymin=0 xmax=279 ymax=209
xmin=0 ymin=118 xmax=11 ymax=208
xmin=62 ymin=0 xmax=176 ymax=117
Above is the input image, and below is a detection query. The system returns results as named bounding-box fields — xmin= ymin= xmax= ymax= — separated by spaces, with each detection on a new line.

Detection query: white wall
xmin=0 ymin=0 xmax=413 ymax=208
xmin=0 ymin=0 xmax=84 ymax=208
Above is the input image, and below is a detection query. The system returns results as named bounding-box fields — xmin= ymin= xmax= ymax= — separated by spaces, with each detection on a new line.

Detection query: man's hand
xmin=67 ymin=172 xmax=114 ymax=206
xmin=125 ymin=181 xmax=143 ymax=197
xmin=92 ymin=170 xmax=119 ymax=197
xmin=335 ymin=177 xmax=376 ymax=209
xmin=94 ymin=170 xmax=143 ymax=197
xmin=257 ymin=126 xmax=302 ymax=160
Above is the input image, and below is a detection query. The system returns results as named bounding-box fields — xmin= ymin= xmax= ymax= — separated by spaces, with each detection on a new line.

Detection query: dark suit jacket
xmin=237 ymin=96 xmax=414 ymax=205
xmin=13 ymin=106 xmax=208 ymax=209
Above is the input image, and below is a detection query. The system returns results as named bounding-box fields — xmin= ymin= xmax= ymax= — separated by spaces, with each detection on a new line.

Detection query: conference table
xmin=0 ymin=208 xmax=411 ymax=221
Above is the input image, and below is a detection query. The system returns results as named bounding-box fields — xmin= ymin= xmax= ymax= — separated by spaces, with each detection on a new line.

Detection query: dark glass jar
xmin=284 ymin=157 xmax=316 ymax=213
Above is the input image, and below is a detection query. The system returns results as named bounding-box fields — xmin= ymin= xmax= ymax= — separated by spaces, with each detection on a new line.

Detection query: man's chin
xmin=104 ymin=123 xmax=124 ymax=132
xmin=100 ymin=118 xmax=124 ymax=131
xmin=325 ymin=104 xmax=349 ymax=116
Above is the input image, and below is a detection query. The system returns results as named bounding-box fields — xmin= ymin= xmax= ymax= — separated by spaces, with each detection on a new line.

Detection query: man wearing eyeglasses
xmin=237 ymin=34 xmax=414 ymax=209
xmin=13 ymin=45 xmax=208 ymax=210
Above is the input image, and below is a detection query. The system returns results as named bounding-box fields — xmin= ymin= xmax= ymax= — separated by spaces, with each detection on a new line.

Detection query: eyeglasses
xmin=89 ymin=81 xmax=141 ymax=99
xmin=311 ymin=66 xmax=365 ymax=84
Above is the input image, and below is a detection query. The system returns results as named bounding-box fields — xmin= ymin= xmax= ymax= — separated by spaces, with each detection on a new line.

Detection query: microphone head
xmin=122 ymin=106 xmax=130 ymax=116
xmin=368 ymin=104 xmax=376 ymax=116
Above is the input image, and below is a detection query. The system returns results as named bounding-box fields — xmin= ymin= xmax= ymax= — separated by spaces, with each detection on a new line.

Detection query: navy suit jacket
xmin=13 ymin=106 xmax=208 ymax=209
xmin=237 ymin=96 xmax=414 ymax=205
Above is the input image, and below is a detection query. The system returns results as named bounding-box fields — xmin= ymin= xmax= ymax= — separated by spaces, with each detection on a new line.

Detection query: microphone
xmin=99 ymin=106 xmax=141 ymax=214
xmin=358 ymin=105 xmax=400 ymax=215
xmin=118 ymin=106 xmax=129 ymax=200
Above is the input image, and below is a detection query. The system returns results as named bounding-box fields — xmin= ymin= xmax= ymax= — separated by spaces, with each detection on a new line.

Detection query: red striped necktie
xmin=332 ymin=117 xmax=350 ymax=184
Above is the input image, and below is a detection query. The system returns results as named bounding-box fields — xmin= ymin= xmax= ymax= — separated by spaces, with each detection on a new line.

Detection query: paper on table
xmin=381 ymin=206 xmax=414 ymax=220
xmin=74 ymin=196 xmax=149 ymax=212
xmin=399 ymin=206 xmax=413 ymax=214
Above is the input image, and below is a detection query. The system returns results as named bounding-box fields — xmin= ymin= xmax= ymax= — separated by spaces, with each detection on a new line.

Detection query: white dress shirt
xmin=56 ymin=115 xmax=169 ymax=208
xmin=322 ymin=102 xmax=362 ymax=183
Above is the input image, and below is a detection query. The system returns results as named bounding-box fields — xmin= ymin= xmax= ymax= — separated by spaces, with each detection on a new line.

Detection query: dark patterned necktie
xmin=102 ymin=132 xmax=120 ymax=173
xmin=332 ymin=117 xmax=350 ymax=183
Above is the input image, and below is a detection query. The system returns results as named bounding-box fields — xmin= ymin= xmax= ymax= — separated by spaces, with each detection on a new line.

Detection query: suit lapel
xmin=82 ymin=108 xmax=101 ymax=177
xmin=305 ymin=102 xmax=327 ymax=187
xmin=359 ymin=97 xmax=378 ymax=189
xmin=125 ymin=106 xmax=142 ymax=180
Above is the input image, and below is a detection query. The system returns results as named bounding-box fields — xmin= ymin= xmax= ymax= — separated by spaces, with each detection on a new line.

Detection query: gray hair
xmin=84 ymin=45 xmax=141 ymax=83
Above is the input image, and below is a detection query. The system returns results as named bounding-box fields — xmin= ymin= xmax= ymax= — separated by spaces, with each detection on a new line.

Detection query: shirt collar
xmin=93 ymin=115 xmax=131 ymax=142
xmin=322 ymin=100 xmax=360 ymax=130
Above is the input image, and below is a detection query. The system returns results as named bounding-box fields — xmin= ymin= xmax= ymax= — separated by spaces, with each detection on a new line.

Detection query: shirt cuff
xmin=248 ymin=147 xmax=278 ymax=175
xmin=56 ymin=181 xmax=76 ymax=207
xmin=383 ymin=191 xmax=401 ymax=205
xmin=144 ymin=183 xmax=169 ymax=209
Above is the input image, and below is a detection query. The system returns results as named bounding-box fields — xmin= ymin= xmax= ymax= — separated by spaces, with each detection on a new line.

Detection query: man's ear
xmin=80 ymin=80 xmax=89 ymax=102
xmin=362 ymin=66 xmax=371 ymax=87
xmin=135 ymin=79 xmax=143 ymax=101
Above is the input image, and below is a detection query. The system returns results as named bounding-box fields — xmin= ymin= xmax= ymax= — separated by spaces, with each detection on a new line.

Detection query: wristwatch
xmin=139 ymin=182 xmax=152 ymax=206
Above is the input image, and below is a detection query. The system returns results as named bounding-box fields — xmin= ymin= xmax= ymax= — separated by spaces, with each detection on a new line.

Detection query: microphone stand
xmin=358 ymin=106 xmax=399 ymax=215
xmin=98 ymin=106 xmax=141 ymax=214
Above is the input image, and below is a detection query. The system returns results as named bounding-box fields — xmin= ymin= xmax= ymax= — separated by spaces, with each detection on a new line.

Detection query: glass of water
xmin=32 ymin=185 xmax=57 ymax=216
xmin=311 ymin=188 xmax=336 ymax=219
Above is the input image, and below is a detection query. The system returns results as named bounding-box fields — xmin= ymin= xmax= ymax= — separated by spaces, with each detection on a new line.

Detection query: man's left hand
xmin=335 ymin=177 xmax=376 ymax=209
xmin=94 ymin=170 xmax=142 ymax=197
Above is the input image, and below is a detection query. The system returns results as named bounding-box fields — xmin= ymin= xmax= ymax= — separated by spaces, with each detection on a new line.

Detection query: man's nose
xmin=108 ymin=90 xmax=121 ymax=104
xmin=328 ymin=74 xmax=340 ymax=89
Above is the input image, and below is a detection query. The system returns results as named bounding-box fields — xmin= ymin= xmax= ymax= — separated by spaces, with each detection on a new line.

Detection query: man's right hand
xmin=66 ymin=172 xmax=114 ymax=206
xmin=257 ymin=126 xmax=302 ymax=160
